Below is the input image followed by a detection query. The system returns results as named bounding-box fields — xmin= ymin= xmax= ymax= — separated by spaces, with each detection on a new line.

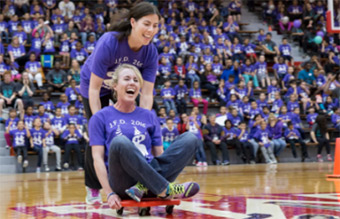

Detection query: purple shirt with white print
xmin=80 ymin=32 xmax=158 ymax=98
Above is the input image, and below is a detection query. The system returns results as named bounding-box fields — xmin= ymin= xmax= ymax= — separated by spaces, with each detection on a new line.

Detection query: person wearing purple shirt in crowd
xmin=285 ymin=122 xmax=309 ymax=161
xmin=254 ymin=55 xmax=270 ymax=88
xmin=288 ymin=0 xmax=303 ymax=20
xmin=160 ymin=80 xmax=177 ymax=114
xmin=247 ymin=100 xmax=262 ymax=121
xmin=268 ymin=114 xmax=286 ymax=157
xmin=235 ymin=80 xmax=248 ymax=100
xmin=57 ymin=94 xmax=71 ymax=115
xmin=273 ymin=57 xmax=288 ymax=80
xmin=7 ymin=36 xmax=26 ymax=65
xmin=89 ymin=64 xmax=199 ymax=208
xmin=267 ymin=79 xmax=281 ymax=103
xmin=70 ymin=42 xmax=88 ymax=64
xmin=223 ymin=119 xmax=246 ymax=163
xmin=257 ymin=29 xmax=265 ymax=43
xmin=231 ymin=38 xmax=244 ymax=62
xmin=25 ymin=53 xmax=44 ymax=88
xmin=64 ymin=105 xmax=82 ymax=127
xmin=42 ymin=33 xmax=56 ymax=54
xmin=0 ymin=54 xmax=9 ymax=75
xmin=253 ymin=121 xmax=277 ymax=164
xmin=190 ymin=81 xmax=208 ymax=115
xmin=61 ymin=123 xmax=83 ymax=170
xmin=29 ymin=32 xmax=42 ymax=56
xmin=331 ymin=108 xmax=340 ymax=130
xmin=162 ymin=118 xmax=179 ymax=150
xmin=236 ymin=122 xmax=255 ymax=163
xmin=243 ymin=38 xmax=257 ymax=62
xmin=279 ymin=38 xmax=293 ymax=65
xmin=65 ymin=79 xmax=80 ymax=104
xmin=51 ymin=108 xmax=67 ymax=133
xmin=40 ymin=93 xmax=55 ymax=113
xmin=314 ymin=69 xmax=326 ymax=88
xmin=13 ymin=24 xmax=27 ymax=45
xmin=306 ymin=107 xmax=318 ymax=127
xmin=8 ymin=15 xmax=20 ymax=33
xmin=278 ymin=105 xmax=291 ymax=128
xmin=223 ymin=15 xmax=240 ymax=42
xmin=30 ymin=118 xmax=46 ymax=173
xmin=226 ymin=94 xmax=241 ymax=112
xmin=271 ymin=92 xmax=284 ymax=114
xmin=0 ymin=14 xmax=9 ymax=44
xmin=174 ymin=79 xmax=188 ymax=115
xmin=203 ymin=115 xmax=230 ymax=165
xmin=36 ymin=105 xmax=50 ymax=124
xmin=282 ymin=66 xmax=295 ymax=90
xmin=7 ymin=121 xmax=31 ymax=169
xmin=24 ymin=106 xmax=35 ymax=130
xmin=4 ymin=109 xmax=20 ymax=149
xmin=84 ymin=35 xmax=96 ymax=55
xmin=241 ymin=58 xmax=260 ymax=88
xmin=186 ymin=55 xmax=200 ymax=88
xmin=228 ymin=108 xmax=243 ymax=127
xmin=256 ymin=93 xmax=269 ymax=110
xmin=287 ymin=94 xmax=300 ymax=112
xmin=228 ymin=0 xmax=242 ymax=21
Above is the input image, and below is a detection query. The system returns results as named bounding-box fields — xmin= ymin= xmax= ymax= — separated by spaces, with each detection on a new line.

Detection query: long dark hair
xmin=315 ymin=114 xmax=327 ymax=136
xmin=109 ymin=2 xmax=161 ymax=41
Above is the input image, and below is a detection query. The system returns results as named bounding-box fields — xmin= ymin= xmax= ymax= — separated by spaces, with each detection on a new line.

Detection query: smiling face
xmin=113 ymin=68 xmax=141 ymax=104
xmin=130 ymin=14 xmax=159 ymax=46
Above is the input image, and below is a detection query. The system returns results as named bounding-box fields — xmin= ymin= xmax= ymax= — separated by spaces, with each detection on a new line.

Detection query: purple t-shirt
xmin=37 ymin=113 xmax=50 ymax=124
xmin=62 ymin=129 xmax=82 ymax=144
xmin=271 ymin=99 xmax=284 ymax=112
xmin=45 ymin=131 xmax=55 ymax=146
xmin=25 ymin=61 xmax=41 ymax=73
xmin=40 ymin=101 xmax=55 ymax=111
xmin=56 ymin=102 xmax=70 ymax=115
xmin=24 ymin=115 xmax=35 ymax=129
xmin=89 ymin=106 xmax=162 ymax=164
xmin=279 ymin=44 xmax=291 ymax=56
xmin=65 ymin=87 xmax=80 ymax=102
xmin=51 ymin=116 xmax=66 ymax=131
xmin=70 ymin=48 xmax=88 ymax=63
xmin=30 ymin=128 xmax=46 ymax=147
xmin=64 ymin=114 xmax=82 ymax=125
xmin=254 ymin=61 xmax=267 ymax=75
xmin=9 ymin=129 xmax=28 ymax=147
xmin=8 ymin=45 xmax=25 ymax=59
xmin=307 ymin=113 xmax=318 ymax=124
xmin=174 ymin=85 xmax=188 ymax=100
xmin=284 ymin=128 xmax=301 ymax=139
xmin=160 ymin=87 xmax=175 ymax=102
xmin=236 ymin=128 xmax=249 ymax=142
xmin=6 ymin=118 xmax=19 ymax=131
xmin=80 ymin=32 xmax=158 ymax=98
xmin=189 ymin=88 xmax=202 ymax=99
xmin=162 ymin=127 xmax=179 ymax=142
xmin=60 ymin=40 xmax=70 ymax=52
xmin=30 ymin=38 xmax=42 ymax=54
xmin=273 ymin=63 xmax=288 ymax=76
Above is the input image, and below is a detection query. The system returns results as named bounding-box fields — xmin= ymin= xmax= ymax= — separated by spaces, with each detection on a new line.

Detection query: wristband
xmin=107 ymin=192 xmax=116 ymax=200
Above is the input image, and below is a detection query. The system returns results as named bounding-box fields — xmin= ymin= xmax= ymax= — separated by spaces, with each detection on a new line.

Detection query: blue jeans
xmin=33 ymin=146 xmax=43 ymax=167
xmin=187 ymin=74 xmax=200 ymax=88
xmin=249 ymin=139 xmax=259 ymax=158
xmin=164 ymin=100 xmax=177 ymax=114
xmin=272 ymin=138 xmax=287 ymax=156
xmin=108 ymin=132 xmax=198 ymax=199
xmin=196 ymin=139 xmax=207 ymax=162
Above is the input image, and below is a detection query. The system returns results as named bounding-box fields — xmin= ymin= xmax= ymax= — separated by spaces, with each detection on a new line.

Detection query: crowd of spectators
xmin=0 ymin=0 xmax=339 ymax=172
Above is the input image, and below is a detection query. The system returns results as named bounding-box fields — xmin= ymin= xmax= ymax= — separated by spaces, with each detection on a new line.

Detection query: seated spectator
xmin=160 ymin=80 xmax=177 ymax=115
xmin=311 ymin=114 xmax=332 ymax=162
xmin=7 ymin=120 xmax=30 ymax=169
xmin=29 ymin=31 xmax=42 ymax=57
xmin=162 ymin=118 xmax=179 ymax=151
xmin=204 ymin=114 xmax=229 ymax=165
xmin=84 ymin=34 xmax=96 ymax=55
xmin=273 ymin=56 xmax=288 ymax=81
xmin=228 ymin=107 xmax=243 ymax=127
xmin=0 ymin=54 xmax=9 ymax=75
xmin=271 ymin=92 xmax=284 ymax=115
xmin=17 ymin=72 xmax=35 ymax=107
xmin=36 ymin=104 xmax=50 ymax=124
xmin=174 ymin=57 xmax=186 ymax=80
xmin=80 ymin=16 xmax=95 ymax=46
xmin=70 ymin=41 xmax=88 ymax=65
xmin=43 ymin=121 xmax=62 ymax=172
xmin=59 ymin=33 xmax=71 ymax=68
xmin=231 ymin=38 xmax=244 ymax=62
xmin=57 ymin=93 xmax=71 ymax=115
xmin=67 ymin=59 xmax=81 ymax=85
xmin=189 ymin=81 xmax=208 ymax=115
xmin=267 ymin=79 xmax=281 ymax=103
xmin=30 ymin=118 xmax=46 ymax=173
xmin=25 ymin=53 xmax=44 ymax=88
xmin=187 ymin=111 xmax=207 ymax=166
xmin=51 ymin=107 xmax=67 ymax=133
xmin=236 ymin=121 xmax=256 ymax=164
xmin=267 ymin=114 xmax=286 ymax=157
xmin=42 ymin=32 xmax=56 ymax=54
xmin=223 ymin=15 xmax=241 ymax=42
xmin=174 ymin=79 xmax=188 ymax=115
xmin=24 ymin=106 xmax=35 ymax=130
xmin=243 ymin=38 xmax=257 ymax=63
xmin=257 ymin=28 xmax=265 ymax=43
xmin=59 ymin=0 xmax=75 ymax=19
xmin=33 ymin=18 xmax=54 ymax=41
xmin=64 ymin=105 xmax=82 ymax=129
xmin=285 ymin=121 xmax=309 ymax=161
xmin=0 ymin=72 xmax=25 ymax=120
xmin=13 ymin=24 xmax=27 ymax=46
xmin=4 ymin=108 xmax=19 ymax=148
xmin=75 ymin=95 xmax=84 ymax=115
xmin=62 ymin=123 xmax=83 ymax=170
xmin=201 ymin=63 xmax=218 ymax=102
xmin=254 ymin=55 xmax=270 ymax=88
xmin=227 ymin=94 xmax=242 ymax=113
xmin=253 ymin=120 xmax=277 ymax=164
xmin=157 ymin=107 xmax=167 ymax=128
xmin=331 ymin=107 xmax=340 ymax=131
xmin=46 ymin=61 xmax=68 ymax=93
xmin=306 ymin=106 xmax=318 ymax=127
xmin=282 ymin=66 xmax=296 ymax=91
xmin=186 ymin=55 xmax=200 ymax=88
xmin=241 ymin=96 xmax=251 ymax=118
xmin=256 ymin=93 xmax=269 ymax=110
xmin=297 ymin=62 xmax=315 ymax=86
xmin=241 ymin=58 xmax=260 ymax=89
xmin=217 ymin=80 xmax=228 ymax=106
xmin=156 ymin=56 xmax=172 ymax=88
xmin=0 ymin=14 xmax=9 ymax=44
xmin=216 ymin=106 xmax=228 ymax=127
xmin=222 ymin=119 xmax=245 ymax=163
xmin=40 ymin=93 xmax=55 ymax=113
xmin=7 ymin=36 xmax=27 ymax=66
xmin=65 ymin=79 xmax=80 ymax=105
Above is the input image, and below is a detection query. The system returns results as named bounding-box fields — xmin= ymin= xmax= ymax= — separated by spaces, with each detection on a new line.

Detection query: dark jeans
xmin=64 ymin=143 xmax=83 ymax=168
xmin=108 ymin=133 xmax=197 ymax=199
xmin=241 ymin=141 xmax=255 ymax=162
xmin=202 ymin=83 xmax=218 ymax=100
xmin=317 ymin=137 xmax=331 ymax=154
xmin=33 ymin=146 xmax=43 ymax=167
xmin=225 ymin=138 xmax=246 ymax=161
xmin=287 ymin=139 xmax=308 ymax=158
xmin=175 ymin=98 xmax=187 ymax=115
xmin=82 ymin=94 xmax=113 ymax=190
xmin=15 ymin=146 xmax=27 ymax=161
xmin=205 ymin=141 xmax=229 ymax=164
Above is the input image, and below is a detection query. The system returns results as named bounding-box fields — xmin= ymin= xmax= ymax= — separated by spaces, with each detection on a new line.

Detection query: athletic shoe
xmin=196 ymin=162 xmax=203 ymax=167
xmin=222 ymin=160 xmax=230 ymax=165
xmin=36 ymin=167 xmax=41 ymax=173
xmin=202 ymin=162 xmax=208 ymax=166
xmin=23 ymin=160 xmax=28 ymax=168
xmin=165 ymin=182 xmax=200 ymax=200
xmin=17 ymin=155 xmax=22 ymax=164
xmin=55 ymin=168 xmax=62 ymax=171
xmin=327 ymin=154 xmax=333 ymax=161
xmin=45 ymin=165 xmax=50 ymax=172
xmin=78 ymin=167 xmax=84 ymax=171
xmin=85 ymin=187 xmax=103 ymax=205
xmin=63 ymin=163 xmax=69 ymax=169
xmin=317 ymin=154 xmax=323 ymax=162
xmin=125 ymin=182 xmax=148 ymax=202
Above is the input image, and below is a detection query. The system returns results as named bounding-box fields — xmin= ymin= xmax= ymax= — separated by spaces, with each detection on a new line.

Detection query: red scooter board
xmin=117 ymin=199 xmax=181 ymax=216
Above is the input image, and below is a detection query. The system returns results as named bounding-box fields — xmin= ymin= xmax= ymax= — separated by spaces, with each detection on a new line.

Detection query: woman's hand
xmin=107 ymin=194 xmax=122 ymax=209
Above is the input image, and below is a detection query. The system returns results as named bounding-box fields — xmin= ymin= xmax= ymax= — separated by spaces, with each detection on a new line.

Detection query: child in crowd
xmin=253 ymin=120 xmax=277 ymax=164
xmin=4 ymin=109 xmax=19 ymax=148
xmin=161 ymin=80 xmax=177 ymax=115
xmin=7 ymin=120 xmax=30 ymax=168
xmin=226 ymin=94 xmax=241 ymax=112
xmin=223 ymin=119 xmax=244 ymax=163
xmin=157 ymin=107 xmax=167 ymax=128
xmin=56 ymin=94 xmax=70 ymax=115
xmin=237 ymin=121 xmax=255 ymax=164
xmin=51 ymin=107 xmax=67 ymax=133
xmin=174 ymin=57 xmax=186 ymax=80
xmin=267 ymin=79 xmax=281 ymax=103
xmin=174 ymin=79 xmax=188 ymax=115
xmin=162 ymin=118 xmax=179 ymax=151
xmin=270 ymin=92 xmax=284 ymax=115
xmin=331 ymin=107 xmax=340 ymax=130
xmin=285 ymin=121 xmax=309 ymax=161
xmin=40 ymin=93 xmax=55 ymax=113
xmin=65 ymin=79 xmax=80 ymax=105
xmin=25 ymin=53 xmax=44 ymax=88
xmin=24 ymin=106 xmax=35 ymax=130
xmin=306 ymin=106 xmax=318 ymax=127
xmin=30 ymin=118 xmax=45 ymax=173
xmin=256 ymin=93 xmax=268 ymax=110
xmin=273 ymin=56 xmax=288 ymax=81
xmin=186 ymin=55 xmax=200 ymax=88
xmin=189 ymin=81 xmax=208 ymax=115
xmin=64 ymin=105 xmax=82 ymax=129
xmin=36 ymin=104 xmax=50 ymax=124
xmin=59 ymin=33 xmax=71 ymax=68
xmin=43 ymin=121 xmax=61 ymax=171
xmin=254 ymin=55 xmax=270 ymax=88
xmin=61 ymin=123 xmax=83 ymax=170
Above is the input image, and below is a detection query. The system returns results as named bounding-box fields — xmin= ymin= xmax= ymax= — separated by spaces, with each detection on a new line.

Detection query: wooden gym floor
xmin=1 ymin=163 xmax=340 ymax=218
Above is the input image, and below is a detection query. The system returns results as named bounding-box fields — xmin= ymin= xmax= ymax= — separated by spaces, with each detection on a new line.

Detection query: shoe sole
xmin=125 ymin=189 xmax=141 ymax=202
xmin=23 ymin=161 xmax=28 ymax=168
xmin=17 ymin=156 xmax=22 ymax=164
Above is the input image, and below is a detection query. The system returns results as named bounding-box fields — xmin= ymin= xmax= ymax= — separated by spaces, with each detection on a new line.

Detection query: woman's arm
xmin=89 ymin=73 xmax=104 ymax=115
xmin=92 ymin=145 xmax=122 ymax=209
xmin=140 ymin=81 xmax=154 ymax=110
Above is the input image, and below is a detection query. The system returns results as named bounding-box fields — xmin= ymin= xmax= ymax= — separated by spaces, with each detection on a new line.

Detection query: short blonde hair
xmin=111 ymin=64 xmax=143 ymax=88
